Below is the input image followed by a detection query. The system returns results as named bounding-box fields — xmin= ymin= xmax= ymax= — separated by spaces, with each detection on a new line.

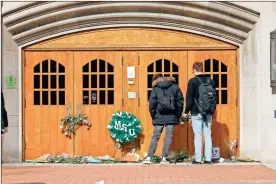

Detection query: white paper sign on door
xmin=128 ymin=92 xmax=136 ymax=99
xmin=127 ymin=66 xmax=135 ymax=79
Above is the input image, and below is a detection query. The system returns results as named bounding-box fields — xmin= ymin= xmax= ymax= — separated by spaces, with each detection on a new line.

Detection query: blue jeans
xmin=191 ymin=114 xmax=212 ymax=162
xmin=148 ymin=124 xmax=174 ymax=157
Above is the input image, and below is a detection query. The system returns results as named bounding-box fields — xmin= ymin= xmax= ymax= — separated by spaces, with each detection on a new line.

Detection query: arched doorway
xmin=23 ymin=28 xmax=238 ymax=160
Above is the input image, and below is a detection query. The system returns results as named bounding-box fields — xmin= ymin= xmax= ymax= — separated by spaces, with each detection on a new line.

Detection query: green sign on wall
xmin=6 ymin=75 xmax=16 ymax=89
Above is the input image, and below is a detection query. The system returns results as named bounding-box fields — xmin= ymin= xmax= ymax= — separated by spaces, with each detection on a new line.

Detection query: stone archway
xmin=2 ymin=2 xmax=259 ymax=46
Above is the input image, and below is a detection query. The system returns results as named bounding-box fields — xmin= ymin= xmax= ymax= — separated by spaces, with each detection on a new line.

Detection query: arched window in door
xmin=147 ymin=59 xmax=179 ymax=100
xmin=203 ymin=59 xmax=228 ymax=104
xmin=82 ymin=59 xmax=114 ymax=105
xmin=33 ymin=59 xmax=65 ymax=105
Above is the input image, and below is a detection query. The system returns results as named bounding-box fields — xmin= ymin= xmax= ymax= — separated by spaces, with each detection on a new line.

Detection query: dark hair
xmin=152 ymin=73 xmax=163 ymax=82
xmin=192 ymin=61 xmax=203 ymax=72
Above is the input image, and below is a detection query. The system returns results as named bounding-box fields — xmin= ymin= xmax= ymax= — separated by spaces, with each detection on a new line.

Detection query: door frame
xmin=22 ymin=28 xmax=239 ymax=161
xmin=22 ymin=48 xmax=240 ymax=160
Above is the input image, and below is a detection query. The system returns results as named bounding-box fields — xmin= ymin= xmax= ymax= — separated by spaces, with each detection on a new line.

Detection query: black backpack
xmin=194 ymin=77 xmax=217 ymax=117
xmin=157 ymin=87 xmax=176 ymax=112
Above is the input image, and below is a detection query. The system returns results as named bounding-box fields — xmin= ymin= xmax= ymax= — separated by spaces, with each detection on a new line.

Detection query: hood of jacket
xmin=152 ymin=76 xmax=176 ymax=89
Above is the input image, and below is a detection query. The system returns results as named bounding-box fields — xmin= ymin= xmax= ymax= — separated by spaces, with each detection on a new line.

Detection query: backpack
xmin=157 ymin=87 xmax=176 ymax=112
xmin=194 ymin=77 xmax=217 ymax=117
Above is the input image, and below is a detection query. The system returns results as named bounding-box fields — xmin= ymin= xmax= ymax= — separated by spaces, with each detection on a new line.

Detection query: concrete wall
xmin=1 ymin=26 xmax=20 ymax=162
xmin=236 ymin=2 xmax=276 ymax=162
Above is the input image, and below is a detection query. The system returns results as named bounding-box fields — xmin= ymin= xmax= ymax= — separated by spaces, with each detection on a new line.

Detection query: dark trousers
xmin=147 ymin=124 xmax=174 ymax=157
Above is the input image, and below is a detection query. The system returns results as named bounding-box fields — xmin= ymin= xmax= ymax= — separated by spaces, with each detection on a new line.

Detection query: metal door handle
xmin=67 ymin=104 xmax=72 ymax=116
xmin=77 ymin=103 xmax=81 ymax=115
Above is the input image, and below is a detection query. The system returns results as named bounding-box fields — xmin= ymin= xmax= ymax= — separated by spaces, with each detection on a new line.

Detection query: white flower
xmin=60 ymin=125 xmax=63 ymax=129
xmin=107 ymin=125 xmax=112 ymax=129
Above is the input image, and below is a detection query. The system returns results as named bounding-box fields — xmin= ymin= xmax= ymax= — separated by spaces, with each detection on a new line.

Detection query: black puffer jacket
xmin=149 ymin=77 xmax=184 ymax=125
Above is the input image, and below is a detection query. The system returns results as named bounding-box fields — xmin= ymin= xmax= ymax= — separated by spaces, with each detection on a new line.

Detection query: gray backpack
xmin=194 ymin=77 xmax=217 ymax=117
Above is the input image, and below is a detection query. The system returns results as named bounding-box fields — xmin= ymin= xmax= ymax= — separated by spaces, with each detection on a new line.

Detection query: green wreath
xmin=107 ymin=111 xmax=142 ymax=147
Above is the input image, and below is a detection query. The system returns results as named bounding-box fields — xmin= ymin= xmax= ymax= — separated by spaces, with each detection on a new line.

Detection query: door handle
xmin=77 ymin=103 xmax=81 ymax=115
xmin=67 ymin=103 xmax=72 ymax=116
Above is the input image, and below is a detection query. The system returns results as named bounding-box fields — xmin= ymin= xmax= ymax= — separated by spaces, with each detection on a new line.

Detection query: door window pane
xmin=50 ymin=60 xmax=57 ymax=73
xmin=164 ymin=59 xmax=171 ymax=72
xmin=51 ymin=91 xmax=57 ymax=105
xmin=91 ymin=75 xmax=97 ymax=88
xmin=148 ymin=63 xmax=154 ymax=72
xmin=221 ymin=74 xmax=227 ymax=88
xmin=83 ymin=63 xmax=89 ymax=73
xmin=34 ymin=91 xmax=40 ymax=105
xmin=99 ymin=90 xmax=105 ymax=104
xmin=59 ymin=75 xmax=65 ymax=89
xmin=83 ymin=75 xmax=89 ymax=88
xmin=99 ymin=59 xmax=105 ymax=72
xmin=34 ymin=75 xmax=40 ymax=89
xmin=42 ymin=91 xmax=48 ymax=105
xmin=221 ymin=90 xmax=228 ymax=104
xmin=156 ymin=59 xmax=162 ymax=72
xmin=91 ymin=90 xmax=97 ymax=104
xmin=108 ymin=75 xmax=114 ymax=88
xmin=42 ymin=60 xmax=48 ymax=73
xmin=50 ymin=75 xmax=57 ymax=89
xmin=108 ymin=91 xmax=114 ymax=104
xmin=42 ymin=75 xmax=48 ymax=89
xmin=91 ymin=59 xmax=97 ymax=73
xmin=99 ymin=75 xmax=106 ymax=88
xmin=83 ymin=91 xmax=89 ymax=105
xmin=172 ymin=63 xmax=178 ymax=72
xmin=213 ymin=59 xmax=219 ymax=72
xmin=34 ymin=64 xmax=40 ymax=73
xmin=204 ymin=59 xmax=211 ymax=72
xmin=59 ymin=91 xmax=65 ymax=105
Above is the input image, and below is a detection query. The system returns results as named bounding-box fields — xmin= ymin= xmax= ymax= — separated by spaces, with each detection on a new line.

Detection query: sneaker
xmin=142 ymin=157 xmax=151 ymax=164
xmin=160 ymin=157 xmax=170 ymax=165
xmin=205 ymin=161 xmax=212 ymax=165
xmin=192 ymin=160 xmax=202 ymax=164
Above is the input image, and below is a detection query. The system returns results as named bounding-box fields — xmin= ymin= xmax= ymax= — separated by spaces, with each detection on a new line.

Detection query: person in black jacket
xmin=183 ymin=61 xmax=216 ymax=164
xmin=1 ymin=92 xmax=8 ymax=135
xmin=143 ymin=74 xmax=184 ymax=164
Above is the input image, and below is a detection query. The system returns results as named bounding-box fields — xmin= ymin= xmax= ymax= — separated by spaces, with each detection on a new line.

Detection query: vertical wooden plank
xmin=169 ymin=51 xmax=188 ymax=153
xmin=73 ymin=51 xmax=88 ymax=156
xmin=25 ymin=51 xmax=40 ymax=159
xmin=122 ymin=51 xmax=140 ymax=155
xmin=40 ymin=57 xmax=50 ymax=156
xmin=106 ymin=51 xmax=123 ymax=158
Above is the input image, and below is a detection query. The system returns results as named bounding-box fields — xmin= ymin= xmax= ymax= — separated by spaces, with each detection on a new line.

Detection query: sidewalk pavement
xmin=2 ymin=163 xmax=276 ymax=184
xmin=264 ymin=163 xmax=276 ymax=171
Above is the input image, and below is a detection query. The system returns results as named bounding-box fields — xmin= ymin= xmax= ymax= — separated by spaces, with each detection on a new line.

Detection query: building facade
xmin=1 ymin=2 xmax=276 ymax=163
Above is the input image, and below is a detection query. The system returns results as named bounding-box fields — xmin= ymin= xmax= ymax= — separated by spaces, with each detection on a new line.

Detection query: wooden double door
xmin=24 ymin=50 xmax=237 ymax=160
